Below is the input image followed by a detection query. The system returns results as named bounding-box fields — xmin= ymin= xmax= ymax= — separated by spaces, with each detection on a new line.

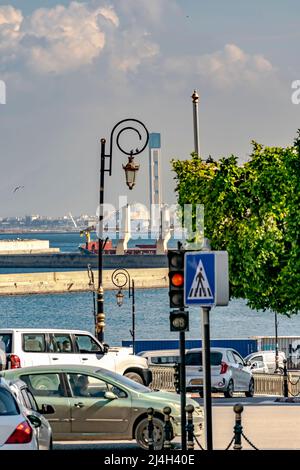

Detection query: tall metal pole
xmin=96 ymin=138 xmax=106 ymax=342
xmin=191 ymin=90 xmax=200 ymax=157
xmin=96 ymin=119 xmax=149 ymax=343
xmin=179 ymin=329 xmax=187 ymax=451
xmin=202 ymin=306 xmax=213 ymax=450
xmin=275 ymin=311 xmax=279 ymax=373
xmin=132 ymin=279 xmax=135 ymax=355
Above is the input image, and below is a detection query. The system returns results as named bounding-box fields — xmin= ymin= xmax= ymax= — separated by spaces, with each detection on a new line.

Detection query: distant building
xmin=149 ymin=133 xmax=162 ymax=208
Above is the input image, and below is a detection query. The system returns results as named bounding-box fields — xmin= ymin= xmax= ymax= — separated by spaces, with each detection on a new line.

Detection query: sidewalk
xmin=200 ymin=405 xmax=300 ymax=450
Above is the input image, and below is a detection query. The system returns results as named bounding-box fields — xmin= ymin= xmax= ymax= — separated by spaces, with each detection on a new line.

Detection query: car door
xmin=232 ymin=351 xmax=250 ymax=390
xmin=249 ymin=355 xmax=266 ymax=373
xmin=19 ymin=386 xmax=50 ymax=450
xmin=74 ymin=334 xmax=108 ymax=368
xmin=48 ymin=333 xmax=81 ymax=365
xmin=21 ymin=333 xmax=50 ymax=367
xmin=66 ymin=372 xmax=132 ymax=437
xmin=19 ymin=371 xmax=71 ymax=438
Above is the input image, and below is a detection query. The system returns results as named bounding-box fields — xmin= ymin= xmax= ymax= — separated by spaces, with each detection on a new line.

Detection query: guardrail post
xmin=163 ymin=406 xmax=173 ymax=449
xmin=147 ymin=407 xmax=154 ymax=451
xmin=233 ymin=404 xmax=244 ymax=450
xmin=185 ymin=404 xmax=195 ymax=450
xmin=283 ymin=359 xmax=289 ymax=397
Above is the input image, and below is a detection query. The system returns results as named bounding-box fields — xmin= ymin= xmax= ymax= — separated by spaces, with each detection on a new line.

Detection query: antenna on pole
xmin=191 ymin=90 xmax=200 ymax=158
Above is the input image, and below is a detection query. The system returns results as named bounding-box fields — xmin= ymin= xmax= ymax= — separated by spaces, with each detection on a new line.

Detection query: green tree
xmin=172 ymin=134 xmax=300 ymax=315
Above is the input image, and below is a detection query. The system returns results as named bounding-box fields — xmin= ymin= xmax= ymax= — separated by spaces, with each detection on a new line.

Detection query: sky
xmin=0 ymin=0 xmax=299 ymax=217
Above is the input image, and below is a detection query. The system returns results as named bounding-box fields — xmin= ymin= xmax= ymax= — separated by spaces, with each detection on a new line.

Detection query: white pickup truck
xmin=0 ymin=328 xmax=152 ymax=386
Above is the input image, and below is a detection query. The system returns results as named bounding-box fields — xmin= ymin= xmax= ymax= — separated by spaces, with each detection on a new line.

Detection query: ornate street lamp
xmin=95 ymin=119 xmax=149 ymax=343
xmin=111 ymin=268 xmax=136 ymax=354
xmin=116 ymin=289 xmax=125 ymax=307
xmin=123 ymin=152 xmax=140 ymax=190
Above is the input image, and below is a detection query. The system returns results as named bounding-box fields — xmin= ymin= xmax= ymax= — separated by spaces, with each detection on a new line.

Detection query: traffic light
xmin=170 ymin=310 xmax=189 ymax=332
xmin=173 ymin=362 xmax=180 ymax=394
xmin=168 ymin=250 xmax=185 ymax=309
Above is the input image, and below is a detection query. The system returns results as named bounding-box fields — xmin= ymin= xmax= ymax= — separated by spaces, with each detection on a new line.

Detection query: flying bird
xmin=13 ymin=186 xmax=24 ymax=193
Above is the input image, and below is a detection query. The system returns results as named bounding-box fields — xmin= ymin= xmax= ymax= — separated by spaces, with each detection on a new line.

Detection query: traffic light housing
xmin=170 ymin=310 xmax=189 ymax=332
xmin=173 ymin=362 xmax=180 ymax=394
xmin=168 ymin=250 xmax=185 ymax=309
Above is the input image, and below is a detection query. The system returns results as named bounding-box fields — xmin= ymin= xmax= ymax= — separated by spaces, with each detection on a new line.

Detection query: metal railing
xmin=149 ymin=365 xmax=300 ymax=397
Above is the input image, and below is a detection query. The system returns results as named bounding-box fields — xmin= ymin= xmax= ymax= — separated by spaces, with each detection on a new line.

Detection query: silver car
xmin=185 ymin=348 xmax=254 ymax=398
xmin=7 ymin=379 xmax=53 ymax=450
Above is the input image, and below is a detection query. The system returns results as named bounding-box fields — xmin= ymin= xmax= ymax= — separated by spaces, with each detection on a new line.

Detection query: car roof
xmin=139 ymin=349 xmax=180 ymax=356
xmin=0 ymin=328 xmax=95 ymax=335
xmin=186 ymin=347 xmax=238 ymax=353
xmin=1 ymin=363 xmax=107 ymax=376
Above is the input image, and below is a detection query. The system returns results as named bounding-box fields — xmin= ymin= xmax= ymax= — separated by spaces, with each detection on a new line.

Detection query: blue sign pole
xmin=184 ymin=252 xmax=215 ymax=450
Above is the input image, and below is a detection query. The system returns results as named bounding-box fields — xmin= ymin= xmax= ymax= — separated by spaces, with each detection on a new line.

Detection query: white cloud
xmin=0 ymin=2 xmax=119 ymax=74
xmin=0 ymin=5 xmax=23 ymax=57
xmin=165 ymin=43 xmax=274 ymax=88
xmin=112 ymin=30 xmax=159 ymax=72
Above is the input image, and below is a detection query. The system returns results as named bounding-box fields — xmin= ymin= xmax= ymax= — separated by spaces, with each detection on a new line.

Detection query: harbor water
xmin=0 ymin=232 xmax=299 ymax=346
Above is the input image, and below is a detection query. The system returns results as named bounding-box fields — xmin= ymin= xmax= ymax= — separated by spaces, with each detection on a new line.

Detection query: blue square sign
xmin=184 ymin=252 xmax=216 ymax=306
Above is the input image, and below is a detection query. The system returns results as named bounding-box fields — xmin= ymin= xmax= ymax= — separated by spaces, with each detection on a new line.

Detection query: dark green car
xmin=2 ymin=364 xmax=203 ymax=449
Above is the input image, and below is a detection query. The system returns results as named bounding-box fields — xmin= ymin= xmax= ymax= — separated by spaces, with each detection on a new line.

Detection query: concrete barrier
xmin=0 ymin=268 xmax=169 ymax=296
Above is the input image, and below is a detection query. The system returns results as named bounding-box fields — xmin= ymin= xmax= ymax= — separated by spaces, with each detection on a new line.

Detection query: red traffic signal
xmin=168 ymin=250 xmax=185 ymax=309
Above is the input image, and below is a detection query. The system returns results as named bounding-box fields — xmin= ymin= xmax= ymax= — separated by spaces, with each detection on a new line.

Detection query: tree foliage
xmin=172 ymin=134 xmax=300 ymax=315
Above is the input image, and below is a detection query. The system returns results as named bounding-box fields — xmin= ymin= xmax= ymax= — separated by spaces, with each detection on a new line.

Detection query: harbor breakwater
xmin=0 ymin=268 xmax=169 ymax=296
xmin=0 ymin=253 xmax=168 ymax=269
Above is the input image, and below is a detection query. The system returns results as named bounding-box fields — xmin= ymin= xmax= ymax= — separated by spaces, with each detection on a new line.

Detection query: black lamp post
xmin=96 ymin=119 xmax=149 ymax=343
xmin=111 ymin=268 xmax=136 ymax=354
xmin=275 ymin=311 xmax=279 ymax=373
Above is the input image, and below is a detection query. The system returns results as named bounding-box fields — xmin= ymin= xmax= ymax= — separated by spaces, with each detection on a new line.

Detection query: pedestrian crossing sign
xmin=184 ymin=252 xmax=216 ymax=306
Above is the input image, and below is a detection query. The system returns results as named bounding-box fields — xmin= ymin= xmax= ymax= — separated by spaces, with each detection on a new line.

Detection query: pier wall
xmin=0 ymin=253 xmax=168 ymax=269
xmin=0 ymin=268 xmax=169 ymax=296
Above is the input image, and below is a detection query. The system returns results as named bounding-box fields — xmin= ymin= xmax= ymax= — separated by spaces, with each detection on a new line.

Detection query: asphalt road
xmin=53 ymin=395 xmax=300 ymax=451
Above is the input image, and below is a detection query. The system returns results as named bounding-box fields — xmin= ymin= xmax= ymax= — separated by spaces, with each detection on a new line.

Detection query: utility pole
xmin=191 ymin=90 xmax=200 ymax=157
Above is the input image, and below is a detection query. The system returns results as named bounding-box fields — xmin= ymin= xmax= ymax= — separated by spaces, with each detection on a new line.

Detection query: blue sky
xmin=0 ymin=0 xmax=299 ymax=217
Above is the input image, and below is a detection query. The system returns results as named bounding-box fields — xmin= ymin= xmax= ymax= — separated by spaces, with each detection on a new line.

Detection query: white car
xmin=0 ymin=378 xmax=38 ymax=450
xmin=244 ymin=350 xmax=286 ymax=374
xmin=137 ymin=349 xmax=180 ymax=366
xmin=0 ymin=329 xmax=152 ymax=386
xmin=185 ymin=347 xmax=254 ymax=398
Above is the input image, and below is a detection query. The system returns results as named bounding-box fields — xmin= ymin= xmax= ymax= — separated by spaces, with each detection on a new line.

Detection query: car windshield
xmin=0 ymin=388 xmax=19 ymax=416
xmin=96 ymin=369 xmax=151 ymax=393
xmin=185 ymin=351 xmax=223 ymax=366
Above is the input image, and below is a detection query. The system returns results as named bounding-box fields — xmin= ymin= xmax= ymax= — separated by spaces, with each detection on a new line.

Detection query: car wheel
xmin=245 ymin=378 xmax=255 ymax=397
xmin=135 ymin=417 xmax=164 ymax=450
xmin=124 ymin=372 xmax=144 ymax=384
xmin=224 ymin=380 xmax=234 ymax=398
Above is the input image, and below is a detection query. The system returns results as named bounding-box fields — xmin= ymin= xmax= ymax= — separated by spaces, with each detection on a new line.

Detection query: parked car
xmin=244 ymin=350 xmax=286 ymax=374
xmin=0 ymin=329 xmax=151 ymax=386
xmin=0 ymin=340 xmax=6 ymax=371
xmin=185 ymin=347 xmax=254 ymax=398
xmin=0 ymin=377 xmax=38 ymax=450
xmin=1 ymin=364 xmax=203 ymax=449
xmin=7 ymin=378 xmax=53 ymax=450
xmin=138 ymin=349 xmax=180 ymax=366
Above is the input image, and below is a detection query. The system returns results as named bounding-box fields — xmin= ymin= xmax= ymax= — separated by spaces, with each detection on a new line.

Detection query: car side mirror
xmin=27 ymin=414 xmax=42 ymax=428
xmin=104 ymin=391 xmax=117 ymax=400
xmin=103 ymin=343 xmax=109 ymax=354
xmin=40 ymin=404 xmax=55 ymax=415
xmin=250 ymin=362 xmax=257 ymax=368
